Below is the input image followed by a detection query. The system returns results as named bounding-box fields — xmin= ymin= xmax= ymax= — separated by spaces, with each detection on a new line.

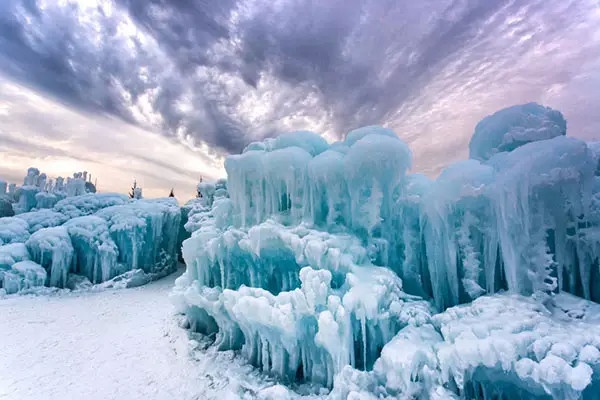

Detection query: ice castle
xmin=172 ymin=103 xmax=600 ymax=399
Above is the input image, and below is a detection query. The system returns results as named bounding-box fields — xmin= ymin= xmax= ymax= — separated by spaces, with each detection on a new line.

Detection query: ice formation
xmin=174 ymin=102 xmax=600 ymax=398
xmin=0 ymin=161 xmax=182 ymax=292
xmin=15 ymin=209 xmax=70 ymax=233
xmin=2 ymin=260 xmax=47 ymax=294
xmin=0 ymin=217 xmax=30 ymax=245
xmin=0 ymin=179 xmax=13 ymax=217
xmin=64 ymin=216 xmax=118 ymax=283
xmin=2 ymin=168 xmax=98 ymax=214
xmin=331 ymin=293 xmax=600 ymax=400
xmin=0 ymin=193 xmax=181 ymax=291
xmin=469 ymin=102 xmax=567 ymax=161
xmin=95 ymin=198 xmax=181 ymax=276
xmin=0 ymin=243 xmax=30 ymax=289
xmin=26 ymin=226 xmax=74 ymax=288
xmin=53 ymin=193 xmax=128 ymax=218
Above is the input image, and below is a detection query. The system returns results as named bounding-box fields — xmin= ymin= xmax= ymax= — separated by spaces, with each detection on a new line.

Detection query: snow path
xmin=0 ymin=270 xmax=276 ymax=400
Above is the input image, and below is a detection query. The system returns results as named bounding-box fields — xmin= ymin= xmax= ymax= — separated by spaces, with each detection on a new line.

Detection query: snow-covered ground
xmin=0 ymin=269 xmax=293 ymax=400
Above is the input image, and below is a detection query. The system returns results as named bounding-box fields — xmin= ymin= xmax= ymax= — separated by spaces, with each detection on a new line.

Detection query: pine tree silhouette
xmin=129 ymin=180 xmax=137 ymax=199
xmin=197 ymin=176 xmax=203 ymax=198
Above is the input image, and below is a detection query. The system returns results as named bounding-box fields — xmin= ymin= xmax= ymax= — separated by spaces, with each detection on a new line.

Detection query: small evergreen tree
xmin=197 ymin=176 xmax=203 ymax=198
xmin=129 ymin=179 xmax=137 ymax=199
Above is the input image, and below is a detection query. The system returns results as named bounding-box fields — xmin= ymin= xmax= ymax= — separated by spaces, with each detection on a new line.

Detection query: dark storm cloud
xmin=115 ymin=0 xmax=251 ymax=152
xmin=0 ymin=0 xmax=598 ymax=163
xmin=117 ymin=0 xmax=235 ymax=69
xmin=231 ymin=0 xmax=515 ymax=133
xmin=0 ymin=1 xmax=134 ymax=119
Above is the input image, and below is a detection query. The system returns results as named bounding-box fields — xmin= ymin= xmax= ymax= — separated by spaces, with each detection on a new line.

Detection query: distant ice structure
xmin=65 ymin=172 xmax=87 ymax=197
xmin=0 ymin=180 xmax=6 ymax=195
xmin=0 ymin=196 xmax=13 ymax=218
xmin=0 ymin=193 xmax=181 ymax=290
xmin=3 ymin=168 xmax=98 ymax=214
xmin=174 ymin=102 xmax=600 ymax=397
xmin=0 ymin=163 xmax=182 ymax=292
xmin=588 ymin=142 xmax=600 ymax=175
xmin=34 ymin=191 xmax=61 ymax=210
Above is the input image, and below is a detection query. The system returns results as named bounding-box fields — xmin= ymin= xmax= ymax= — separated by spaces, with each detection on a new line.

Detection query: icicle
xmin=361 ymin=316 xmax=367 ymax=371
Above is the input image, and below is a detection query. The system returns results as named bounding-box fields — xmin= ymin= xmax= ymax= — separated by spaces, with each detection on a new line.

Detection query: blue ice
xmin=175 ymin=103 xmax=600 ymax=398
xmin=0 ymin=195 xmax=181 ymax=291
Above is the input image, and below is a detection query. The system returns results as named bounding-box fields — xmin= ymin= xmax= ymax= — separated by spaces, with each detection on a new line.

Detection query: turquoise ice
xmin=174 ymin=103 xmax=600 ymax=398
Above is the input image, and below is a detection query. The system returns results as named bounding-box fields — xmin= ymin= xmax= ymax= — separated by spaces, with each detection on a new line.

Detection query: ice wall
xmin=64 ymin=216 xmax=118 ymax=283
xmin=176 ymin=102 xmax=600 ymax=395
xmin=178 ymin=128 xmax=426 ymax=384
xmin=204 ymin=105 xmax=599 ymax=309
xmin=0 ymin=195 xmax=182 ymax=292
xmin=96 ymin=198 xmax=181 ymax=276
xmin=420 ymin=160 xmax=496 ymax=309
xmin=0 ymin=218 xmax=30 ymax=245
xmin=0 ymin=180 xmax=11 ymax=218
xmin=0 ymin=243 xmax=30 ymax=289
xmin=26 ymin=226 xmax=74 ymax=288
xmin=0 ymin=196 xmax=13 ymax=218
xmin=174 ymin=219 xmax=433 ymax=385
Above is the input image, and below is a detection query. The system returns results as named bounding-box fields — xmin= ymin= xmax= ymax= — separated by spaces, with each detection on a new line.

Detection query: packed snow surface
xmin=5 ymin=279 xmax=600 ymax=399
xmin=0 ymin=271 xmax=307 ymax=400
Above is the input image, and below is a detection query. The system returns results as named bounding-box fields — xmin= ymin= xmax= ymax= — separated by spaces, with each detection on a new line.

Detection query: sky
xmin=0 ymin=0 xmax=599 ymax=199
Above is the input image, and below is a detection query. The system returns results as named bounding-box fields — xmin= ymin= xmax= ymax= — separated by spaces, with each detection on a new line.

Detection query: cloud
xmin=0 ymin=0 xmax=598 ymax=182
xmin=0 ymin=74 xmax=225 ymax=199
xmin=118 ymin=0 xmax=236 ymax=69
